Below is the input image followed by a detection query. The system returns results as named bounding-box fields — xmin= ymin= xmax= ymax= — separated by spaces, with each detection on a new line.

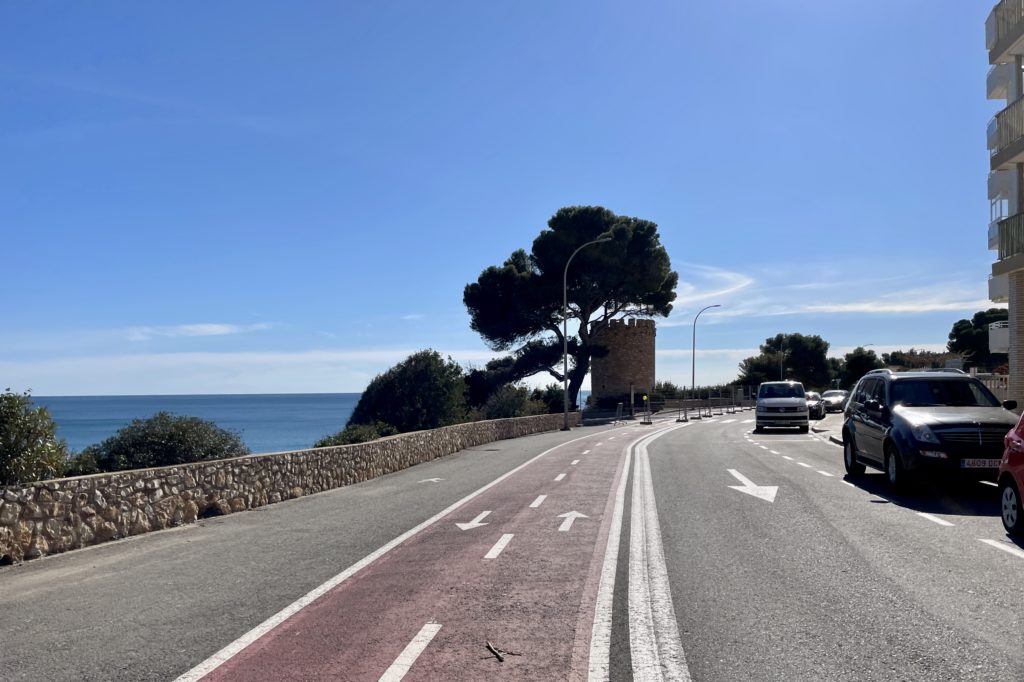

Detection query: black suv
xmin=842 ymin=369 xmax=1019 ymax=488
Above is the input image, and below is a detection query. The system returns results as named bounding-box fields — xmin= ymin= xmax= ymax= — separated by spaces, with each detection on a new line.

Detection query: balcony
xmin=988 ymin=1 xmax=1024 ymax=64
xmin=991 ymin=220 xmax=1001 ymax=250
xmin=990 ymin=320 xmax=1010 ymax=354
xmin=991 ymin=97 xmax=1024 ymax=169
xmin=998 ymin=213 xmax=1024 ymax=260
xmin=989 ymin=169 xmax=1015 ymax=199
xmin=989 ymin=63 xmax=1014 ymax=100
xmin=990 ymin=274 xmax=1010 ymax=302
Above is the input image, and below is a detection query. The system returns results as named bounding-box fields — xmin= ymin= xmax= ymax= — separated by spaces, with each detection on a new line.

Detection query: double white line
xmin=589 ymin=423 xmax=692 ymax=682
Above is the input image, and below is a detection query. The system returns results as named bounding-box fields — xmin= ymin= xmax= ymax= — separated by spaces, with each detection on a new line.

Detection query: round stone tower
xmin=589 ymin=318 xmax=656 ymax=403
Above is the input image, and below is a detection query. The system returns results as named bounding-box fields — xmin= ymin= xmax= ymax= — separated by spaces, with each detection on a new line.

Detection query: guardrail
xmin=995 ymin=97 xmax=1024 ymax=158
xmin=992 ymin=1 xmax=1024 ymax=50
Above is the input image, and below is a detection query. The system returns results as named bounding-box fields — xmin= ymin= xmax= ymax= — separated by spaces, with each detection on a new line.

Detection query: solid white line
xmin=782 ymin=456 xmax=794 ymax=461
xmin=916 ymin=512 xmax=954 ymax=527
xmin=797 ymin=462 xmax=812 ymax=468
xmin=980 ymin=480 xmax=998 ymax=487
xmin=979 ymin=538 xmax=1024 ymax=560
xmin=769 ymin=450 xmax=780 ymax=455
xmin=378 ymin=622 xmax=442 ymax=682
xmin=721 ymin=419 xmax=736 ymax=424
xmin=555 ymin=473 xmax=567 ymax=482
xmin=817 ymin=471 xmax=834 ymax=477
xmin=590 ymin=423 xmax=690 ymax=682
xmin=529 ymin=494 xmax=547 ymax=509
xmin=484 ymin=533 xmax=514 ymax=559
xmin=174 ymin=429 xmax=611 ymax=682
xmin=741 ymin=419 xmax=754 ymax=423
xmin=572 ymin=459 xmax=580 ymax=466
xmin=628 ymin=430 xmax=692 ymax=681
xmin=583 ymin=450 xmax=592 ymax=455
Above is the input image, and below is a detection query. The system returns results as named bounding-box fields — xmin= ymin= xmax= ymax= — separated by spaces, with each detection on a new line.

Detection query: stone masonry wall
xmin=0 ymin=412 xmax=580 ymax=564
xmin=590 ymin=318 xmax=656 ymax=401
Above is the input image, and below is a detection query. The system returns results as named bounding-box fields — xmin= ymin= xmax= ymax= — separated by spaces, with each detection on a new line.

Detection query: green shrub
xmin=0 ymin=389 xmax=69 ymax=485
xmin=350 ymin=350 xmax=467 ymax=432
xmin=83 ymin=411 xmax=249 ymax=473
xmin=314 ymin=422 xmax=399 ymax=447
xmin=482 ymin=384 xmax=548 ymax=419
xmin=529 ymin=384 xmax=566 ymax=414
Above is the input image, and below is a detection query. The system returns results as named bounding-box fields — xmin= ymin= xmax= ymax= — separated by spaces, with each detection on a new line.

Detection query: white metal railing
xmin=995 ymin=97 xmax=1024 ymax=157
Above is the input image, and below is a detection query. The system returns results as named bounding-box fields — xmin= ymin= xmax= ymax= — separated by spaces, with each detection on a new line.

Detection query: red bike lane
xmin=199 ymin=425 xmax=647 ymax=681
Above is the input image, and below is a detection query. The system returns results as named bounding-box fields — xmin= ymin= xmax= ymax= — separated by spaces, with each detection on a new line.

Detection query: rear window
xmin=889 ymin=379 xmax=1001 ymax=408
xmin=822 ymin=390 xmax=846 ymax=398
xmin=758 ymin=383 xmax=805 ymax=399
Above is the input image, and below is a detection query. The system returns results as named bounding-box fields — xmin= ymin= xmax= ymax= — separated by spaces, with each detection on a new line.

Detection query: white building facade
xmin=986 ymin=3 xmax=1024 ymax=399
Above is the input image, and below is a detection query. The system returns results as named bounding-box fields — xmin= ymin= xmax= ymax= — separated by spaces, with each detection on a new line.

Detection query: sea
xmin=31 ymin=394 xmax=361 ymax=455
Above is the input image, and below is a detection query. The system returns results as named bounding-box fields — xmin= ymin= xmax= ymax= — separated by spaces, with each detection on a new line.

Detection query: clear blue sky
xmin=1 ymin=1 xmax=1002 ymax=395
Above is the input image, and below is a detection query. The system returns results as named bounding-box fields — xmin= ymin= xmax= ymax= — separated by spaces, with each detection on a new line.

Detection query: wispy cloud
xmin=126 ymin=323 xmax=272 ymax=342
xmin=400 ymin=314 xmax=425 ymax=321
xmin=1 ymin=347 xmax=499 ymax=395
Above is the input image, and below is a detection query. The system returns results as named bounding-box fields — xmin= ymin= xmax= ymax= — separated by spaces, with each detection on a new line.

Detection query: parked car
xmin=755 ymin=381 xmax=809 ymax=433
xmin=842 ymin=369 xmax=1018 ymax=489
xmin=821 ymin=389 xmax=849 ymax=413
xmin=805 ymin=392 xmax=826 ymax=420
xmin=1000 ymin=415 xmax=1024 ymax=537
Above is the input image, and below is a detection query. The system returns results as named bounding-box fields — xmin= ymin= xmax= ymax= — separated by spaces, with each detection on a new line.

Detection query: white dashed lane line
xmin=769 ymin=450 xmax=780 ymax=455
xmin=554 ymin=473 xmax=566 ymax=482
xmin=797 ymin=462 xmax=812 ymax=468
xmin=817 ymin=470 xmax=834 ymax=477
xmin=484 ymin=534 xmax=514 ymax=560
xmin=782 ymin=456 xmax=794 ymax=461
xmin=916 ymin=512 xmax=954 ymax=527
xmin=980 ymin=538 xmax=1024 ymax=560
xmin=529 ymin=495 xmax=547 ymax=509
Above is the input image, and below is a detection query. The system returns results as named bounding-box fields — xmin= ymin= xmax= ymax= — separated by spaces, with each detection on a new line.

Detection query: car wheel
xmin=1000 ymin=478 xmax=1023 ymax=538
xmin=844 ymin=436 xmax=865 ymax=476
xmin=885 ymin=445 xmax=907 ymax=491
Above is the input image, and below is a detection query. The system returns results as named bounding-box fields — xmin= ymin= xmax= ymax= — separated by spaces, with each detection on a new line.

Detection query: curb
xmin=829 ymin=435 xmax=843 ymax=446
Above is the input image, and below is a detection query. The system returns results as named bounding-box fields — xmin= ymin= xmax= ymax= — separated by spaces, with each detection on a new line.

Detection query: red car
xmin=1000 ymin=416 xmax=1024 ymax=537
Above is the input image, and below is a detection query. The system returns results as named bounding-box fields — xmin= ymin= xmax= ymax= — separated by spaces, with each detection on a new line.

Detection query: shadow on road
xmin=842 ymin=472 xmax=1001 ymax=518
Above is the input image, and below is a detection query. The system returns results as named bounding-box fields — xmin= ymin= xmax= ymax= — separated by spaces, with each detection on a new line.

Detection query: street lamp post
xmin=562 ymin=236 xmax=612 ymax=431
xmin=691 ymin=304 xmax=722 ymax=397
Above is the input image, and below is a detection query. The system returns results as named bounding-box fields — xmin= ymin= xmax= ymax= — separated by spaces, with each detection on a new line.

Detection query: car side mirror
xmin=863 ymin=399 xmax=882 ymax=413
xmin=1004 ymin=400 xmax=1018 ymax=411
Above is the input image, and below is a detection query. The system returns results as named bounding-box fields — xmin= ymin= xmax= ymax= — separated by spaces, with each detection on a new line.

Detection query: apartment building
xmin=986 ymin=2 xmax=1024 ymax=399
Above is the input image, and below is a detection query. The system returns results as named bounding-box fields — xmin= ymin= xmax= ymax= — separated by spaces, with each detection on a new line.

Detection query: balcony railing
xmin=999 ymin=213 xmax=1024 ymax=259
xmin=991 ymin=1 xmax=1024 ymax=52
xmin=994 ymin=96 xmax=1024 ymax=158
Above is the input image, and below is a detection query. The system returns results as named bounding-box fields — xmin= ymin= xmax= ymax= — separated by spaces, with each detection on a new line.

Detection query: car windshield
xmin=822 ymin=391 xmax=846 ymax=398
xmin=759 ymin=384 xmax=804 ymax=398
xmin=806 ymin=392 xmax=821 ymax=400
xmin=889 ymin=380 xmax=1001 ymax=408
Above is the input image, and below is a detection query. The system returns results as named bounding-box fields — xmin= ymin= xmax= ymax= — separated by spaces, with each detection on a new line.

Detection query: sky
xmin=0 ymin=0 xmax=1004 ymax=395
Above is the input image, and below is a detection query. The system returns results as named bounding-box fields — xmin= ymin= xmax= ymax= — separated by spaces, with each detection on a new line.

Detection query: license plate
xmin=960 ymin=459 xmax=1001 ymax=468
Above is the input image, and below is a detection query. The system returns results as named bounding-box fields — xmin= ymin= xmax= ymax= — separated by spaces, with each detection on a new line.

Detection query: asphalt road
xmin=2 ymin=412 xmax=1022 ymax=681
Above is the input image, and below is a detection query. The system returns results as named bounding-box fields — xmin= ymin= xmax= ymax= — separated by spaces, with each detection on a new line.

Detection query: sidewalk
xmin=810 ymin=412 xmax=845 ymax=446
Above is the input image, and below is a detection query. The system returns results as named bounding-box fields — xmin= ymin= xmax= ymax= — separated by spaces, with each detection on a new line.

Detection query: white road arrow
xmin=557 ymin=511 xmax=589 ymax=531
xmin=455 ymin=511 xmax=491 ymax=531
xmin=418 ymin=478 xmax=444 ymax=483
xmin=726 ymin=469 xmax=778 ymax=503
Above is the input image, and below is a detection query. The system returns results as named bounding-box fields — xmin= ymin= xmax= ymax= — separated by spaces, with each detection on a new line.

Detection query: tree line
xmin=734 ymin=308 xmax=1009 ymax=390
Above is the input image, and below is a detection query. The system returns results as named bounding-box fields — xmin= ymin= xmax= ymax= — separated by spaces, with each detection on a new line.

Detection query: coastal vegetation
xmin=65 ymin=412 xmax=250 ymax=475
xmin=463 ymin=205 xmax=678 ymax=410
xmin=0 ymin=389 xmax=69 ymax=486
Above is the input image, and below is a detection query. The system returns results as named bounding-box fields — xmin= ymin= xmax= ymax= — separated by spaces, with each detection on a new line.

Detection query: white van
xmin=755 ymin=381 xmax=809 ymax=433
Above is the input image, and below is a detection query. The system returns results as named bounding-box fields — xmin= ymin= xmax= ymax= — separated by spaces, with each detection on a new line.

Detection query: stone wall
xmin=0 ymin=412 xmax=580 ymax=564
xmin=590 ymin=318 xmax=656 ymax=402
